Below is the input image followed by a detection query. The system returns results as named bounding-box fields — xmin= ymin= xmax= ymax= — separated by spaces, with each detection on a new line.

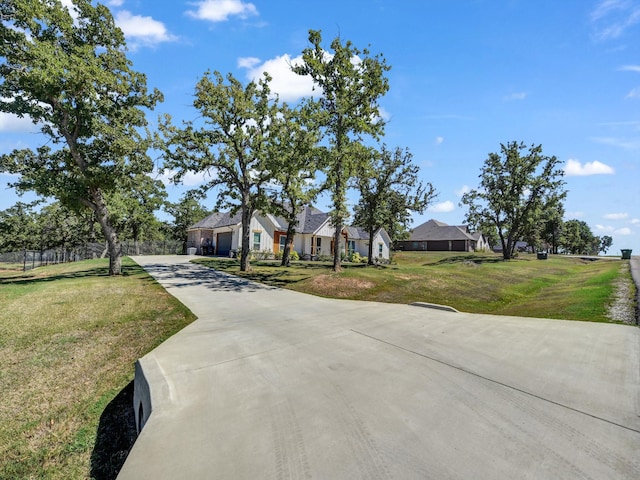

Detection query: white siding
xmin=314 ymin=220 xmax=335 ymax=238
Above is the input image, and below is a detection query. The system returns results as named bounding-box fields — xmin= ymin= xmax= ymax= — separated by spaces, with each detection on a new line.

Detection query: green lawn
xmin=0 ymin=252 xmax=632 ymax=479
xmin=194 ymin=251 xmax=630 ymax=322
xmin=0 ymin=258 xmax=196 ymax=480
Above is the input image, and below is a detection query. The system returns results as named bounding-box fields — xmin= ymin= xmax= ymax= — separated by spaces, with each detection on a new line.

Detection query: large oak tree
xmin=0 ymin=0 xmax=162 ymax=275
xmin=353 ymin=145 xmax=436 ymax=264
xmin=461 ymin=142 xmax=566 ymax=260
xmin=159 ymin=71 xmax=279 ymax=272
xmin=293 ymin=30 xmax=390 ymax=272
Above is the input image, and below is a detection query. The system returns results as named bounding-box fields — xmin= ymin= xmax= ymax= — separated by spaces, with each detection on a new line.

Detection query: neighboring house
xmin=395 ymin=219 xmax=490 ymax=252
xmin=186 ymin=205 xmax=391 ymax=260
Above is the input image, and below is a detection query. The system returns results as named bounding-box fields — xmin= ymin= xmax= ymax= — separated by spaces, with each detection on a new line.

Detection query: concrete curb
xmin=409 ymin=301 xmax=459 ymax=313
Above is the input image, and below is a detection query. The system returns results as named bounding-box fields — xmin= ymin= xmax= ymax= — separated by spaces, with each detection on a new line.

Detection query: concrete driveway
xmin=118 ymin=255 xmax=640 ymax=479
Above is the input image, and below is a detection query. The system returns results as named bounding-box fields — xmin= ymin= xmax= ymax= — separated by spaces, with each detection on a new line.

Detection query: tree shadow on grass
xmin=0 ymin=261 xmax=144 ymax=287
xmin=90 ymin=381 xmax=137 ymax=480
xmin=426 ymin=255 xmax=506 ymax=266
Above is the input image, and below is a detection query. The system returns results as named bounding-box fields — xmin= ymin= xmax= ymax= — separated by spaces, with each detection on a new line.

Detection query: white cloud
xmin=626 ymin=87 xmax=640 ymax=98
xmin=455 ymin=185 xmax=470 ymax=197
xmin=435 ymin=136 xmax=444 ymax=145
xmin=186 ymin=0 xmax=258 ymax=23
xmin=237 ymin=57 xmax=261 ymax=69
xmin=428 ymin=200 xmax=455 ymax=213
xmin=619 ymin=64 xmax=640 ymax=72
xmin=239 ymin=53 xmax=315 ymax=102
xmin=564 ymin=159 xmax=615 ymax=176
xmin=604 ymin=212 xmax=628 ymax=220
xmin=107 ymin=0 xmax=125 ymax=6
xmin=0 ymin=112 xmax=36 ymax=133
xmin=593 ymin=136 xmax=640 ymax=149
xmin=158 ymin=169 xmax=214 ymax=187
xmin=504 ymin=92 xmax=528 ymax=101
xmin=595 ymin=224 xmax=633 ymax=235
xmin=590 ymin=0 xmax=640 ymax=40
xmin=631 ymin=218 xmax=640 ymax=225
xmin=566 ymin=211 xmax=585 ymax=219
xmin=115 ymin=11 xmax=177 ymax=48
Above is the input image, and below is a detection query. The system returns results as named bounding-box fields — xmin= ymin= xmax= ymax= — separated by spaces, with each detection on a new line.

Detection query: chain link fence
xmin=0 ymin=240 xmax=184 ymax=272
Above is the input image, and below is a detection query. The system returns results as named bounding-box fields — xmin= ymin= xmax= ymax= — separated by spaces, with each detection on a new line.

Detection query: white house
xmin=186 ymin=206 xmax=391 ymax=260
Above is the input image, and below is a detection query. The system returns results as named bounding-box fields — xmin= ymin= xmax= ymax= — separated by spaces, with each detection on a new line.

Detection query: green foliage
xmin=293 ymin=29 xmax=390 ymax=271
xmin=560 ymin=219 xmax=600 ymax=255
xmin=353 ymin=145 xmax=436 ymax=264
xmin=461 ymin=142 xmax=566 ymax=260
xmin=159 ymin=70 xmax=279 ymax=272
xmin=290 ymin=250 xmax=300 ymax=261
xmin=0 ymin=0 xmax=163 ymax=275
xmin=0 ymin=202 xmax=40 ymax=252
xmin=164 ymin=193 xmax=210 ymax=253
xmin=600 ymin=235 xmax=613 ymax=254
xmin=264 ymin=102 xmax=321 ymax=267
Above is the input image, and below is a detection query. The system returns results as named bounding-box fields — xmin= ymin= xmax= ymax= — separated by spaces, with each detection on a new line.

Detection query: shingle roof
xmin=296 ymin=206 xmax=329 ymax=234
xmin=409 ymin=219 xmax=475 ymax=241
xmin=188 ymin=211 xmax=241 ymax=230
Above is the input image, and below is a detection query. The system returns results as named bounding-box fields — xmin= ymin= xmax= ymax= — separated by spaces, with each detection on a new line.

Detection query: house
xmin=186 ymin=206 xmax=391 ymax=260
xmin=395 ymin=219 xmax=489 ymax=252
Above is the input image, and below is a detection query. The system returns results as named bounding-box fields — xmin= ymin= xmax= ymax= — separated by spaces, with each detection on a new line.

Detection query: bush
xmin=290 ymin=250 xmax=299 ymax=261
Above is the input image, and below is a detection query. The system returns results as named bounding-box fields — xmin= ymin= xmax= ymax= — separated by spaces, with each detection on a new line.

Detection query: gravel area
xmin=607 ymin=262 xmax=638 ymax=325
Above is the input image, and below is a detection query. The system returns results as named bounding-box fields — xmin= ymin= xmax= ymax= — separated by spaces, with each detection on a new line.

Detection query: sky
xmin=1 ymin=0 xmax=639 ymax=255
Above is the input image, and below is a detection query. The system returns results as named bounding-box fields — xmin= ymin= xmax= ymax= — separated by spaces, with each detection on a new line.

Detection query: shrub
xmin=290 ymin=250 xmax=300 ymax=261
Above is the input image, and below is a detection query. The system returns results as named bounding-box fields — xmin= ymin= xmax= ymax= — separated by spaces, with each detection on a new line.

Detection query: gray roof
xmin=296 ymin=206 xmax=329 ymax=234
xmin=188 ymin=205 xmax=328 ymax=234
xmin=344 ymin=226 xmax=370 ymax=240
xmin=409 ymin=219 xmax=475 ymax=241
xmin=188 ymin=211 xmax=242 ymax=230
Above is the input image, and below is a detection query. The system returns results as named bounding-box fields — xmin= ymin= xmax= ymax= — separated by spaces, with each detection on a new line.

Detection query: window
xmin=253 ymin=232 xmax=261 ymax=251
xmin=279 ymin=235 xmax=287 ymax=252
xmin=378 ymin=243 xmax=383 ymax=258
xmin=312 ymin=237 xmax=321 ymax=254
xmin=347 ymin=240 xmax=356 ymax=255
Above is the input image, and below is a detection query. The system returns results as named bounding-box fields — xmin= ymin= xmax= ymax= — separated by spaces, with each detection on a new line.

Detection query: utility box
xmin=621 ymin=249 xmax=632 ymax=260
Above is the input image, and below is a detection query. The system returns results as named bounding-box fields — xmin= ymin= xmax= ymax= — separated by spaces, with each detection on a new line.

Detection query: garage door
xmin=216 ymin=232 xmax=232 ymax=256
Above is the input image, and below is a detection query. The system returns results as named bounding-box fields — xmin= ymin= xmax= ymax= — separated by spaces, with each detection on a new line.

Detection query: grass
xmin=0 ymin=258 xmax=196 ymax=480
xmin=194 ymin=251 xmax=629 ymax=322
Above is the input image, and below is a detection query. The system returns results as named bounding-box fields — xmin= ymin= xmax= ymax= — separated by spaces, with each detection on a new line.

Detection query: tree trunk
xmin=91 ymin=188 xmax=122 ymax=275
xmin=280 ymin=224 xmax=296 ymax=267
xmin=333 ymin=224 xmax=342 ymax=272
xmin=239 ymin=201 xmax=253 ymax=272
xmin=367 ymin=229 xmax=375 ymax=266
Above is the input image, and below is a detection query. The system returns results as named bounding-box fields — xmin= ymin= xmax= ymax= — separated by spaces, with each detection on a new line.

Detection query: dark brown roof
xmin=409 ymin=219 xmax=475 ymax=241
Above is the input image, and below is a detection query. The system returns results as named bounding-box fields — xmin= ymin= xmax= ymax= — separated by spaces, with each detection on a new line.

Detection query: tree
xmin=539 ymin=203 xmax=565 ymax=254
xmin=265 ymin=102 xmax=322 ymax=267
xmin=560 ymin=219 xmax=599 ymax=255
xmin=164 ymin=194 xmax=210 ymax=254
xmin=0 ymin=202 xmax=40 ymax=253
xmin=293 ymin=30 xmax=390 ymax=272
xmin=0 ymin=0 xmax=162 ymax=275
xmin=461 ymin=142 xmax=566 ymax=260
xmin=600 ymin=235 xmax=613 ymax=254
xmin=353 ymin=145 xmax=436 ymax=265
xmin=37 ymin=201 xmax=96 ymax=260
xmin=107 ymin=174 xmax=167 ymax=255
xmin=159 ymin=71 xmax=279 ymax=272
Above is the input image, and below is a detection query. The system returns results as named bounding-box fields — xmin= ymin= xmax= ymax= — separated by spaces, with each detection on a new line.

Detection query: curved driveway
xmin=118 ymin=255 xmax=640 ymax=479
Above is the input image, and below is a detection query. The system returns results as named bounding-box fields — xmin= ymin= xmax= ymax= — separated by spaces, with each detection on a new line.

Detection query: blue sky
xmin=1 ymin=0 xmax=639 ymax=254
